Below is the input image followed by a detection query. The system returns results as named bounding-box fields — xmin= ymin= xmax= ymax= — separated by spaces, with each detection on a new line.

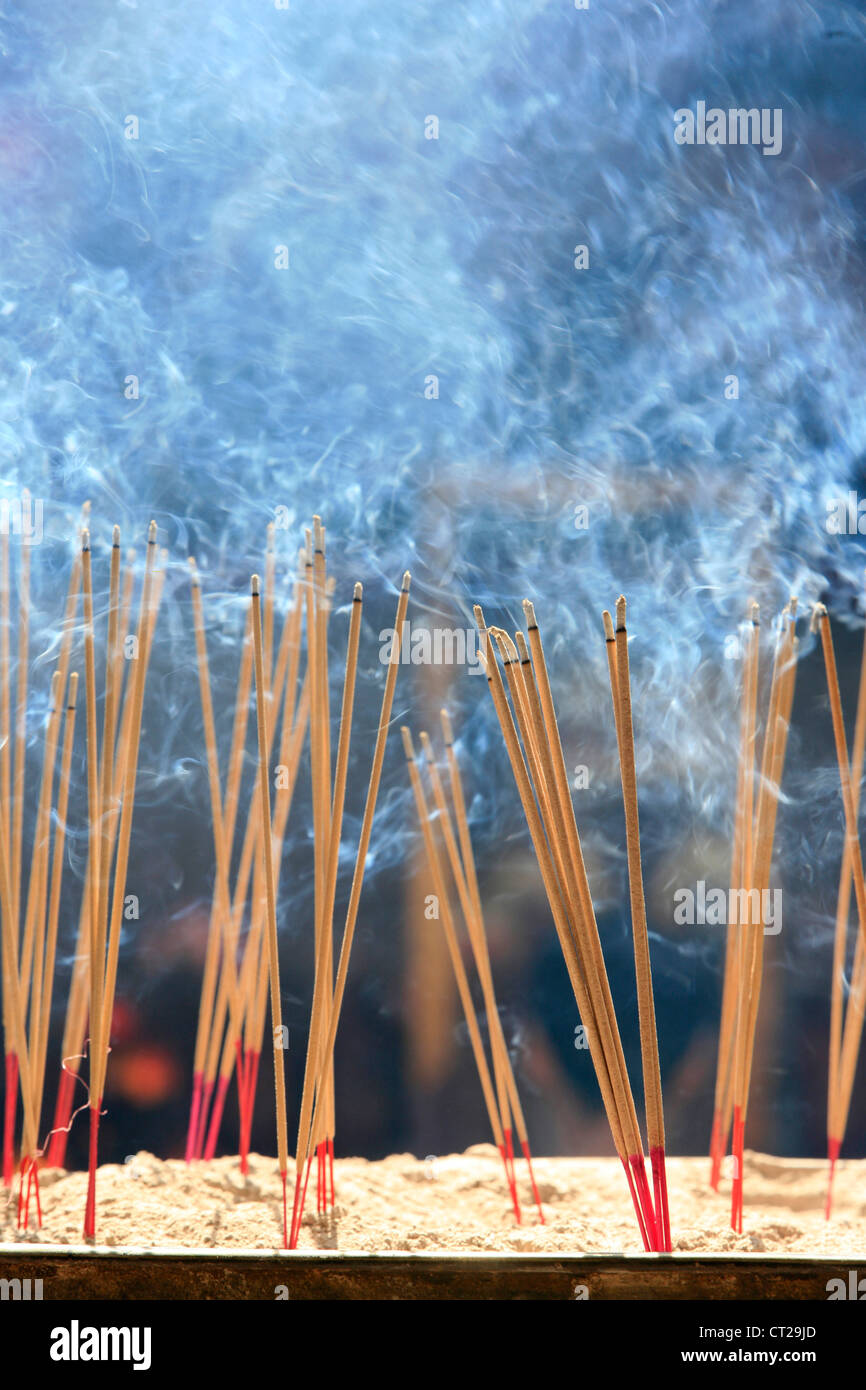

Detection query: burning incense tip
xmin=615 ymin=594 xmax=627 ymax=630
xmin=440 ymin=709 xmax=454 ymax=745
xmin=401 ymin=570 xmax=411 ymax=592
xmin=473 ymin=603 xmax=486 ymax=630
xmin=810 ymin=603 xmax=828 ymax=633
xmin=514 ymin=630 xmax=531 ymax=664
xmin=751 ymin=602 xmax=760 ymax=625
xmin=147 ymin=520 xmax=158 ymax=544
xmin=353 ymin=582 xmax=363 ymax=601
xmin=521 ymin=598 xmax=537 ymax=629
xmin=419 ymin=730 xmax=434 ymax=763
xmin=188 ymin=557 xmax=201 ymax=587
xmin=602 ymin=610 xmax=615 ymax=642
xmin=400 ymin=725 xmax=415 ymax=759
xmin=81 ymin=529 xmax=91 ymax=552
xmin=251 ymin=573 xmax=261 ymax=597
xmin=499 ymin=631 xmax=520 ymax=664
xmin=112 ymin=525 xmax=121 ymax=547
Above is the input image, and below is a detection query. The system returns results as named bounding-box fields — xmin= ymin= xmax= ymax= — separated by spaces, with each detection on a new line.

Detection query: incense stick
xmin=250 ymin=573 xmax=290 ymax=1244
xmin=11 ymin=520 xmax=30 ymax=933
xmin=605 ymin=598 xmax=670 ymax=1251
xmin=711 ymin=604 xmax=759 ymax=1189
xmin=80 ymin=530 xmax=103 ymax=1157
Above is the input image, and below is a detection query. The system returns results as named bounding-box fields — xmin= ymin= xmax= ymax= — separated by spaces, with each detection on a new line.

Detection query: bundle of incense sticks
xmin=46 ymin=536 xmax=139 ymax=1171
xmin=476 ymin=596 xmax=670 ymax=1251
xmin=0 ymin=516 xmax=81 ymax=1226
xmin=400 ymin=716 xmax=544 ymax=1225
xmin=184 ymin=535 xmax=310 ymax=1169
xmin=183 ymin=516 xmax=410 ymax=1250
xmin=287 ymin=536 xmax=410 ymax=1248
xmin=0 ymin=517 xmax=164 ymax=1239
xmin=709 ymin=601 xmax=798 ymax=1232
xmin=81 ymin=523 xmax=165 ymax=1237
xmin=814 ymin=604 xmax=866 ymax=1218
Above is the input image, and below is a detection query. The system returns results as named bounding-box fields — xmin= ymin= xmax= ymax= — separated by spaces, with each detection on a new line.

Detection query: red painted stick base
xmin=632 ymin=1152 xmax=659 ymax=1251
xmin=184 ymin=1071 xmax=203 ymax=1165
xmin=503 ymin=1129 xmax=522 ymax=1225
xmin=650 ymin=1144 xmax=671 ymax=1252
xmin=83 ymin=1102 xmax=101 ymax=1239
xmin=621 ymin=1154 xmax=651 ymax=1252
xmin=203 ymin=1074 xmax=230 ymax=1161
xmin=3 ymin=1052 xmax=18 ymax=1187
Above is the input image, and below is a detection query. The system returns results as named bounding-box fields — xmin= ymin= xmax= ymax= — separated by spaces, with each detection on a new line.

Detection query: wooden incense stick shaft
xmin=250 ymin=576 xmax=289 ymax=1179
